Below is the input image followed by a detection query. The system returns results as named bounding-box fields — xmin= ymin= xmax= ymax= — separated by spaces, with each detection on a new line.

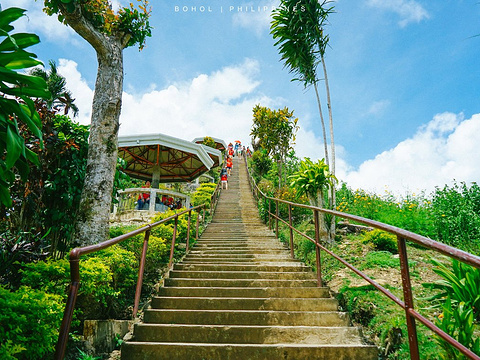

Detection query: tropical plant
xmin=29 ymin=59 xmax=79 ymax=116
xmin=250 ymin=104 xmax=299 ymax=188
xmin=41 ymin=0 xmax=152 ymax=246
xmin=271 ymin=0 xmax=337 ymax=226
xmin=289 ymin=157 xmax=336 ymax=241
xmin=423 ymin=258 xmax=480 ymax=321
xmin=0 ymin=6 xmax=50 ymax=206
xmin=435 ymin=297 xmax=480 ymax=359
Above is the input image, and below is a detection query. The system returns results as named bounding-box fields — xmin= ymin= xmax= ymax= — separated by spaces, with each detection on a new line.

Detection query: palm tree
xmin=30 ymin=60 xmax=79 ymax=117
xmin=271 ymin=0 xmax=336 ymax=232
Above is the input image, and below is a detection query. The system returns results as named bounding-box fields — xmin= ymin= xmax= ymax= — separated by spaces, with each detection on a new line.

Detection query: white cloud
xmin=366 ymin=0 xmax=429 ymax=27
xmin=366 ymin=99 xmax=391 ymax=117
xmin=57 ymin=59 xmax=94 ymax=125
xmin=343 ymin=112 xmax=480 ymax=195
xmin=118 ymin=59 xmax=271 ymax=144
xmin=54 ymin=59 xmax=480 ymax=198
xmin=232 ymin=0 xmax=278 ymax=36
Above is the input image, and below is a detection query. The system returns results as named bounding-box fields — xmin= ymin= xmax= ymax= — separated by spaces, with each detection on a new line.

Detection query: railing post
xmin=195 ymin=210 xmax=200 ymax=241
xmin=313 ymin=209 xmax=323 ymax=287
xmin=275 ymin=199 xmax=279 ymax=238
xmin=168 ymin=217 xmax=178 ymax=268
xmin=203 ymin=206 xmax=206 ymax=226
xmin=54 ymin=256 xmax=81 ymax=360
xmin=186 ymin=210 xmax=192 ymax=252
xmin=288 ymin=204 xmax=294 ymax=259
xmin=133 ymin=229 xmax=150 ymax=317
xmin=397 ymin=236 xmax=420 ymax=360
xmin=268 ymin=199 xmax=272 ymax=230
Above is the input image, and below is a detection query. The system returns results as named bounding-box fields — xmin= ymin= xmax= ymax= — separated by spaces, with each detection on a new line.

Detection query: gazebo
xmin=192 ymin=136 xmax=227 ymax=152
xmin=118 ymin=133 xmax=215 ymax=187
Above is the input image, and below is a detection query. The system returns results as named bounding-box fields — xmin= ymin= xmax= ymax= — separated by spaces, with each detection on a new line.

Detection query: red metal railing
xmin=54 ymin=181 xmax=221 ymax=359
xmin=245 ymin=159 xmax=480 ymax=360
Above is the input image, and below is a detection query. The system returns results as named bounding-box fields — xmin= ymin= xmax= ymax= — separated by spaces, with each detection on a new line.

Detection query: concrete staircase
xmin=121 ymin=157 xmax=378 ymax=359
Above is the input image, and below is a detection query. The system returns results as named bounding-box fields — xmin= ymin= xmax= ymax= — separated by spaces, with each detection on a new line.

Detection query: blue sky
xmin=5 ymin=0 xmax=480 ymax=195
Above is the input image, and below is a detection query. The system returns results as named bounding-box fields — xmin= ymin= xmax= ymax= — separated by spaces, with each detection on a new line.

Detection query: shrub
xmin=191 ymin=183 xmax=216 ymax=207
xmin=362 ymin=229 xmax=398 ymax=254
xmin=0 ymin=285 xmax=64 ymax=360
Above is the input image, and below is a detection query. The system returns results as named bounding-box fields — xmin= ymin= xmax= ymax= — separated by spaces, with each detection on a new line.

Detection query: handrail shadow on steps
xmin=54 ymin=181 xmax=222 ymax=360
xmin=243 ymin=156 xmax=480 ymax=360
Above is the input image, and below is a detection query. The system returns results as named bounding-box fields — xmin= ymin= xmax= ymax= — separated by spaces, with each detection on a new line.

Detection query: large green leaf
xmin=0 ymin=7 xmax=26 ymax=31
xmin=0 ymin=32 xmax=40 ymax=51
xmin=5 ymin=125 xmax=24 ymax=168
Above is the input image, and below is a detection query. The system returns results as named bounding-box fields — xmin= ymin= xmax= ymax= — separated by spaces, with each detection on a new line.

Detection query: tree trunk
xmin=74 ymin=44 xmax=124 ymax=246
xmin=313 ymin=82 xmax=329 ymax=167
xmin=56 ymin=4 xmax=130 ymax=246
xmin=321 ymin=54 xmax=336 ymax=239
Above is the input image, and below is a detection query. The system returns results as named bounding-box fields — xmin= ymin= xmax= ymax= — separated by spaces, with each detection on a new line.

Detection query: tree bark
xmin=321 ymin=54 xmax=336 ymax=239
xmin=58 ymin=4 xmax=129 ymax=246
xmin=313 ymin=82 xmax=329 ymax=168
xmin=75 ymin=44 xmax=124 ymax=245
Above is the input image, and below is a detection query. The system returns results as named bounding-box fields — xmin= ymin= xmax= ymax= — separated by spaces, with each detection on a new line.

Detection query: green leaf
xmin=5 ymin=125 xmax=23 ymax=169
xmin=0 ymin=8 xmax=26 ymax=31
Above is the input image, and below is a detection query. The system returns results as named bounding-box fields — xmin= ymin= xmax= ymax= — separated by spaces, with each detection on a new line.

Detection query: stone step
xmin=173 ymin=264 xmax=310 ymax=272
xmin=180 ymin=258 xmax=301 ymax=264
xmin=168 ymin=270 xmax=316 ymax=280
xmin=150 ymin=296 xmax=338 ymax=311
xmin=121 ymin=342 xmax=378 ymax=360
xmin=164 ymin=278 xmax=318 ymax=288
xmin=157 ymin=286 xmax=331 ymax=298
xmin=131 ymin=324 xmax=365 ymax=344
xmin=188 ymin=249 xmax=290 ymax=255
xmin=143 ymin=309 xmax=349 ymax=326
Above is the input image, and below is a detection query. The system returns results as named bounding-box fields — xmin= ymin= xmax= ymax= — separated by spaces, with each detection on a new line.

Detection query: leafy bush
xmin=424 ymin=258 xmax=480 ymax=321
xmin=435 ymin=297 xmax=480 ymax=359
xmin=191 ymin=183 xmax=216 ymax=207
xmin=362 ymin=229 xmax=398 ymax=254
xmin=431 ymin=182 xmax=480 ymax=254
xmin=0 ymin=285 xmax=64 ymax=360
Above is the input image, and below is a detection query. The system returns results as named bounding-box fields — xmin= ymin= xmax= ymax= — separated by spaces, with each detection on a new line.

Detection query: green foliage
xmin=423 ymin=258 xmax=480 ymax=322
xmin=289 ymin=157 xmax=336 ymax=207
xmin=202 ymin=136 xmax=216 ymax=149
xmin=0 ymin=7 xmax=49 ymax=206
xmin=431 ymin=182 xmax=480 ymax=253
xmin=43 ymin=0 xmax=152 ymax=50
xmin=250 ymin=149 xmax=273 ymax=181
xmin=359 ymin=251 xmax=399 ymax=270
xmin=434 ymin=297 xmax=480 ymax=359
xmin=191 ymin=183 xmax=217 ymax=207
xmin=0 ymin=285 xmax=64 ymax=360
xmin=250 ymin=104 xmax=299 ymax=187
xmin=336 ymin=184 xmax=436 ymax=239
xmin=362 ymin=229 xmax=398 ymax=254
xmin=271 ymin=0 xmax=334 ymax=87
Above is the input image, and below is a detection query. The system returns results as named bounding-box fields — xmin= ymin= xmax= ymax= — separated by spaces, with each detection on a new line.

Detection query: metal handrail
xmin=54 ymin=180 xmax=221 ymax=359
xmin=244 ymin=157 xmax=480 ymax=360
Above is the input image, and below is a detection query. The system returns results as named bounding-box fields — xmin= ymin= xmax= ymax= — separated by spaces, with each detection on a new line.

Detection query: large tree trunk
xmin=75 ymin=44 xmax=124 ymax=245
xmin=57 ymin=5 xmax=130 ymax=246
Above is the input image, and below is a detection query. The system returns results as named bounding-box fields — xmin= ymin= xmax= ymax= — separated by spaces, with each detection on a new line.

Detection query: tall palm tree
xmin=30 ymin=60 xmax=79 ymax=117
xmin=271 ymin=0 xmax=336 ymax=233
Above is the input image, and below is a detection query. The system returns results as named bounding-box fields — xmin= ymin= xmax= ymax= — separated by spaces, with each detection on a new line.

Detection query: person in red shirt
xmin=221 ymin=172 xmax=228 ymax=189
xmin=226 ymin=156 xmax=233 ymax=176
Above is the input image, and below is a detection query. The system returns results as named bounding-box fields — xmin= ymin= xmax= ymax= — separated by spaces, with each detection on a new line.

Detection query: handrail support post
xmin=397 ymin=235 xmax=420 ymax=360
